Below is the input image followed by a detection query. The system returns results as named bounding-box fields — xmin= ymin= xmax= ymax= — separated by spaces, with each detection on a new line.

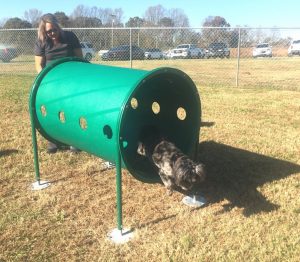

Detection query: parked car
xmin=144 ymin=48 xmax=163 ymax=59
xmin=163 ymin=49 xmax=172 ymax=59
xmin=98 ymin=49 xmax=109 ymax=58
xmin=169 ymin=44 xmax=204 ymax=59
xmin=288 ymin=39 xmax=300 ymax=56
xmin=253 ymin=43 xmax=272 ymax=58
xmin=205 ymin=42 xmax=230 ymax=58
xmin=0 ymin=44 xmax=18 ymax=62
xmin=80 ymin=42 xmax=96 ymax=61
xmin=102 ymin=45 xmax=145 ymax=61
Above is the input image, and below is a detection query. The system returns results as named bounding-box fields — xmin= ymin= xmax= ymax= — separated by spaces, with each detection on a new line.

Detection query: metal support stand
xmin=182 ymin=194 xmax=206 ymax=207
xmin=31 ymin=180 xmax=50 ymax=190
xmin=107 ymin=228 xmax=134 ymax=244
xmin=108 ymin=145 xmax=134 ymax=243
xmin=116 ymin=149 xmax=123 ymax=231
xmin=29 ymin=98 xmax=50 ymax=191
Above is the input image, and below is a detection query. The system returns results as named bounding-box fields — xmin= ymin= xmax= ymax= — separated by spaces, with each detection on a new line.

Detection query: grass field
xmin=0 ymin=59 xmax=300 ymax=261
xmin=1 ymin=55 xmax=300 ymax=90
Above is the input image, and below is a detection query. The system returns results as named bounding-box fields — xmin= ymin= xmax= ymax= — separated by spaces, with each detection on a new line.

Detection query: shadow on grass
xmin=200 ymin=121 xmax=215 ymax=127
xmin=194 ymin=141 xmax=300 ymax=216
xmin=136 ymin=214 xmax=178 ymax=230
xmin=0 ymin=149 xmax=19 ymax=157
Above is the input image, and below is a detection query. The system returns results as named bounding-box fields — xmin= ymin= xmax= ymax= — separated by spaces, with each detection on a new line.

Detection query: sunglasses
xmin=46 ymin=28 xmax=58 ymax=35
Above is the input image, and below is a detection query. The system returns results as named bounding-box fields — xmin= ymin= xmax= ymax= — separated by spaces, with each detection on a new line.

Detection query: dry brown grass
xmin=2 ymin=54 xmax=300 ymax=91
xmin=0 ymin=61 xmax=300 ymax=261
xmin=230 ymin=47 xmax=289 ymax=58
xmin=97 ymin=56 xmax=300 ymax=90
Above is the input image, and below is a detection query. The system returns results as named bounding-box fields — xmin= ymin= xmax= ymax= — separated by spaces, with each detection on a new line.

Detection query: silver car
xmin=253 ymin=43 xmax=272 ymax=58
xmin=80 ymin=42 xmax=96 ymax=61
xmin=288 ymin=39 xmax=300 ymax=56
xmin=170 ymin=44 xmax=204 ymax=59
xmin=144 ymin=48 xmax=163 ymax=59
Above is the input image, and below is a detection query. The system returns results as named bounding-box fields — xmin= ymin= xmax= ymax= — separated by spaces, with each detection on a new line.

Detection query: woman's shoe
xmin=47 ymin=142 xmax=58 ymax=154
xmin=70 ymin=146 xmax=81 ymax=153
xmin=102 ymin=161 xmax=115 ymax=169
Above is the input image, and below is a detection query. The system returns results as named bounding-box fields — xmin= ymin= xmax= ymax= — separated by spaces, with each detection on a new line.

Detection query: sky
xmin=0 ymin=0 xmax=299 ymax=29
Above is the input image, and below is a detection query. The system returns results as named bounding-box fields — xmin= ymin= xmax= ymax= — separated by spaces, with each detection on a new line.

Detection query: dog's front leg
xmin=159 ymin=172 xmax=174 ymax=195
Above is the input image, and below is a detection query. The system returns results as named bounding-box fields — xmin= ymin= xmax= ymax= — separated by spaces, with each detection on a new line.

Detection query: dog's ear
xmin=195 ymin=163 xmax=206 ymax=180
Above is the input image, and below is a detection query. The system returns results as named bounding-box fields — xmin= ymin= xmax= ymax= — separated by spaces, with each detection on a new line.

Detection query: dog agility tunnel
xmin=29 ymin=57 xmax=202 ymax=237
xmin=29 ymin=57 xmax=201 ymax=183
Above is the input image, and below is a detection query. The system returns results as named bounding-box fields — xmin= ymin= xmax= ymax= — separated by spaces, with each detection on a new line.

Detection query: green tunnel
xmin=29 ymin=57 xmax=201 ymax=183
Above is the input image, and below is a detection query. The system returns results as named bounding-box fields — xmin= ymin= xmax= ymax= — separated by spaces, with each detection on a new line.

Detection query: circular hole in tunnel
xmin=58 ymin=111 xmax=66 ymax=123
xmin=130 ymin=97 xmax=138 ymax=109
xmin=103 ymin=125 xmax=113 ymax=139
xmin=79 ymin=117 xmax=88 ymax=130
xmin=177 ymin=107 xmax=187 ymax=120
xmin=152 ymin=102 xmax=160 ymax=114
xmin=40 ymin=105 xmax=47 ymax=117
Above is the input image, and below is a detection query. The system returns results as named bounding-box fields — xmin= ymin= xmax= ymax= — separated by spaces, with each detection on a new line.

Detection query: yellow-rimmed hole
xmin=130 ymin=97 xmax=138 ymax=109
xmin=152 ymin=102 xmax=160 ymax=114
xmin=40 ymin=105 xmax=47 ymax=117
xmin=177 ymin=107 xmax=186 ymax=120
xmin=79 ymin=117 xmax=88 ymax=130
xmin=58 ymin=111 xmax=66 ymax=123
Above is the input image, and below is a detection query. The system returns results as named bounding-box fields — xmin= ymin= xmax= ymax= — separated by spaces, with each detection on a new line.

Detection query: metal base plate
xmin=182 ymin=195 xmax=206 ymax=207
xmin=31 ymin=180 xmax=50 ymax=190
xmin=107 ymin=228 xmax=134 ymax=244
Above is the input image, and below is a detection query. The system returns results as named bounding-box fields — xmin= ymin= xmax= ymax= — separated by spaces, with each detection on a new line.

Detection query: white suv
xmin=170 ymin=44 xmax=204 ymax=59
xmin=253 ymin=43 xmax=272 ymax=58
xmin=80 ymin=42 xmax=95 ymax=61
xmin=288 ymin=39 xmax=300 ymax=56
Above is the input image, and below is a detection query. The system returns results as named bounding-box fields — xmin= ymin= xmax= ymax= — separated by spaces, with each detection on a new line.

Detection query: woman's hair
xmin=38 ymin=13 xmax=62 ymax=43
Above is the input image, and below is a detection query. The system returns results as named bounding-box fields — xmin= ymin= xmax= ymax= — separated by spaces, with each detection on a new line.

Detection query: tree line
xmin=0 ymin=4 xmax=290 ymax=54
xmin=0 ymin=5 xmax=192 ymax=28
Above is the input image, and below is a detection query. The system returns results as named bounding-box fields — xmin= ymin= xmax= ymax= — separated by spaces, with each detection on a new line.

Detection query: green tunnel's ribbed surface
xmin=30 ymin=57 xmax=201 ymax=183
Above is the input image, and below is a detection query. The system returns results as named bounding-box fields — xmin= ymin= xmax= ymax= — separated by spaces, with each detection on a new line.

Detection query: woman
xmin=34 ymin=13 xmax=83 ymax=153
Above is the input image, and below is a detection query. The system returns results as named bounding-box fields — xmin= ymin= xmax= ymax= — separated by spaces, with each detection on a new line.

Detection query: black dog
xmin=137 ymin=126 xmax=205 ymax=195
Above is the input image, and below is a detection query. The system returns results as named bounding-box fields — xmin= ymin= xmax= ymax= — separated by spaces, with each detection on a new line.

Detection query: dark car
xmin=205 ymin=42 xmax=230 ymax=58
xmin=102 ymin=45 xmax=145 ymax=61
xmin=0 ymin=45 xmax=18 ymax=62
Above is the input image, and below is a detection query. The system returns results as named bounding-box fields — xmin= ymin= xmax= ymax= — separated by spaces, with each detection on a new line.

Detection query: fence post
xmin=130 ymin=28 xmax=132 ymax=68
xmin=235 ymin=27 xmax=241 ymax=87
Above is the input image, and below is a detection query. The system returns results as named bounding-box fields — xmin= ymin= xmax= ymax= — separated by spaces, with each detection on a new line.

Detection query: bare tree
xmin=252 ymin=28 xmax=265 ymax=44
xmin=166 ymin=8 xmax=190 ymax=45
xmin=95 ymin=8 xmax=111 ymax=26
xmin=144 ymin=5 xmax=166 ymax=26
xmin=270 ymin=27 xmax=281 ymax=45
xmin=24 ymin=9 xmax=42 ymax=27
xmin=104 ymin=8 xmax=124 ymax=26
xmin=0 ymin=18 xmax=8 ymax=27
xmin=71 ymin=5 xmax=88 ymax=18
xmin=71 ymin=5 xmax=123 ymax=27
xmin=168 ymin=8 xmax=189 ymax=27
xmin=112 ymin=8 xmax=124 ymax=26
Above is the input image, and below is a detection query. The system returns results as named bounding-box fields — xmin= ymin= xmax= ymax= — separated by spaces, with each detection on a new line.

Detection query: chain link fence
xmin=1 ymin=27 xmax=300 ymax=90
